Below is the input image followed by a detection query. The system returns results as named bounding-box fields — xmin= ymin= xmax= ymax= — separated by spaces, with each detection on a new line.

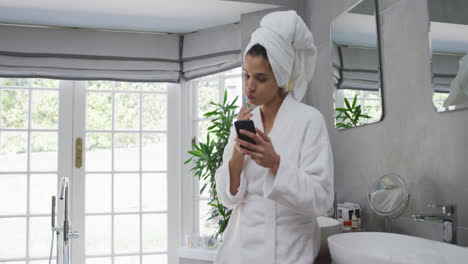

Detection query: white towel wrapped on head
xmin=244 ymin=10 xmax=317 ymax=102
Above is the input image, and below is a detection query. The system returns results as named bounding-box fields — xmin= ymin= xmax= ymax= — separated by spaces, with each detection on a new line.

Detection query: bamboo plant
xmin=335 ymin=94 xmax=372 ymax=129
xmin=185 ymin=90 xmax=239 ymax=240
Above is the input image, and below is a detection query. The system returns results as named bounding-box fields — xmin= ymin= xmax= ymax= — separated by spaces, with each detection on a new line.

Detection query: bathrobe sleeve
xmin=215 ymin=125 xmax=248 ymax=209
xmin=263 ymin=112 xmax=334 ymax=217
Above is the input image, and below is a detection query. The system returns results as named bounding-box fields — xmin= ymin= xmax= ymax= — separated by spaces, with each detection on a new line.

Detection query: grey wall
xmin=302 ymin=0 xmax=468 ymax=245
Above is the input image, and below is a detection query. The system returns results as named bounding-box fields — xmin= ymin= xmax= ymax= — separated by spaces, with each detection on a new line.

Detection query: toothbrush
xmin=245 ymin=95 xmax=253 ymax=108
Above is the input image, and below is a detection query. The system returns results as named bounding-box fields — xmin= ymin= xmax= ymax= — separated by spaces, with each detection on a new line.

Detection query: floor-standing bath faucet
xmin=59 ymin=177 xmax=70 ymax=264
xmin=51 ymin=177 xmax=79 ymax=264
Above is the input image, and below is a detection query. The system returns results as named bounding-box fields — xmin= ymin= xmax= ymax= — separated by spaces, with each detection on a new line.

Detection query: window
xmin=0 ymin=78 xmax=60 ymax=263
xmin=190 ymin=67 xmax=242 ymax=238
xmin=0 ymin=78 xmax=177 ymax=264
xmin=433 ymin=92 xmax=449 ymax=110
xmin=81 ymin=81 xmax=170 ymax=264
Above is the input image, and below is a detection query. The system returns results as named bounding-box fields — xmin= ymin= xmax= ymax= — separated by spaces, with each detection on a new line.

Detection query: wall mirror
xmin=331 ymin=0 xmax=383 ymax=130
xmin=428 ymin=0 xmax=468 ymax=112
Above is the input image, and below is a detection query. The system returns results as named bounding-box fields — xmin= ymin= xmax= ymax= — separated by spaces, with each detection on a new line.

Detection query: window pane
xmin=142 ymin=254 xmax=167 ymax=264
xmin=87 ymin=81 xmax=113 ymax=91
xmin=0 ymin=218 xmax=26 ymax=258
xmin=114 ymin=256 xmax=140 ymax=264
xmin=114 ymin=173 xmax=139 ymax=213
xmin=86 ymin=133 xmax=112 ymax=172
xmin=1 ymin=78 xmax=29 ymax=87
xmin=142 ymin=214 xmax=167 ymax=252
xmin=114 ymin=133 xmax=139 ymax=171
xmin=0 ymin=174 xmax=27 ymax=214
xmin=86 ymin=215 xmax=111 ymax=255
xmin=29 ymin=261 xmax=49 ymax=264
xmin=142 ymin=173 xmax=166 ymax=212
xmin=114 ymin=214 xmax=140 ymax=253
xmin=199 ymin=201 xmax=217 ymax=237
xmin=86 ymin=174 xmax=111 ymax=213
xmin=31 ymin=90 xmax=59 ymax=129
xmin=30 ymin=132 xmax=58 ymax=171
xmin=141 ymin=83 xmax=167 ymax=92
xmin=142 ymin=133 xmax=166 ymax=171
xmin=225 ymin=77 xmax=243 ymax=112
xmin=197 ymin=120 xmax=211 ymax=143
xmin=1 ymin=89 xmax=29 ymax=129
xmin=0 ymin=132 xmax=27 ymax=172
xmin=115 ymin=82 xmax=140 ymax=91
xmin=197 ymin=80 xmax=219 ymax=118
xmin=86 ymin=257 xmax=111 ymax=264
xmin=142 ymin=93 xmax=167 ymax=131
xmin=30 ymin=174 xmax=57 ymax=214
xmin=31 ymin=78 xmax=59 ymax=89
xmin=29 ymin=217 xmax=51 ymax=257
xmin=87 ymin=92 xmax=112 ymax=130
xmin=115 ymin=93 xmax=139 ymax=130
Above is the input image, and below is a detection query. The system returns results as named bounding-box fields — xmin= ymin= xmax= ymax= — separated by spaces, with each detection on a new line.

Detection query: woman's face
xmin=243 ymin=54 xmax=281 ymax=106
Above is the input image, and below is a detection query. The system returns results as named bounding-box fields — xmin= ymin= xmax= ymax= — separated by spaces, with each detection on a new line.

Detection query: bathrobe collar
xmin=251 ymin=92 xmax=294 ymax=137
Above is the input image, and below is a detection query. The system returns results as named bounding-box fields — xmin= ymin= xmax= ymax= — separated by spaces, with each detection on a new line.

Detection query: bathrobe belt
xmin=243 ymin=194 xmax=277 ymax=263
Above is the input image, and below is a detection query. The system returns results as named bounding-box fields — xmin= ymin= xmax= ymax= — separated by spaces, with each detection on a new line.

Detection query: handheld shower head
xmin=59 ymin=177 xmax=69 ymax=200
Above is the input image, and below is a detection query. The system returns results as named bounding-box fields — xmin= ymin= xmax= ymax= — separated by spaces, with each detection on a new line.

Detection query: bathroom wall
xmin=302 ymin=0 xmax=468 ymax=245
xmin=180 ymin=1 xmax=468 ymax=262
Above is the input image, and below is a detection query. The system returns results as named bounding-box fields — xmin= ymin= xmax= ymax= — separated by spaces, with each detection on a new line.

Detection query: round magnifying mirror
xmin=368 ymin=174 xmax=409 ymax=218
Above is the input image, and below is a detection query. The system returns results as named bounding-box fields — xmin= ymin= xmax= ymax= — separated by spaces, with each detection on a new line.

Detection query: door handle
xmin=75 ymin=137 xmax=83 ymax=168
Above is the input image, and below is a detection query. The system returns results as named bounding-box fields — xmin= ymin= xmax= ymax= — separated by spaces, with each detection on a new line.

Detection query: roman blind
xmin=182 ymin=23 xmax=241 ymax=80
xmin=0 ymin=25 xmax=181 ymax=82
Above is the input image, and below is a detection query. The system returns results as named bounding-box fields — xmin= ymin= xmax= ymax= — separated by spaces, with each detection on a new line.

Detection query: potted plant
xmin=185 ymin=90 xmax=239 ymax=240
xmin=335 ymin=94 xmax=371 ymax=128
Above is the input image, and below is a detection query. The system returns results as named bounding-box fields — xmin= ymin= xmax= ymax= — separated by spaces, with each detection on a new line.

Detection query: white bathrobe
xmin=214 ymin=93 xmax=334 ymax=264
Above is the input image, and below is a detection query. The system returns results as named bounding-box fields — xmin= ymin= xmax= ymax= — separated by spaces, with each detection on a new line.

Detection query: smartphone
xmin=234 ymin=120 xmax=256 ymax=151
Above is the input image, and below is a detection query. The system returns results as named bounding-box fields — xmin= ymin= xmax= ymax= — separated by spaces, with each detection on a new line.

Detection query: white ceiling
xmin=0 ymin=0 xmax=278 ymax=33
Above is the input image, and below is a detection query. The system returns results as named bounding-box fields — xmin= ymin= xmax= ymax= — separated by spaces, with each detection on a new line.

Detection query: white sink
xmin=328 ymin=232 xmax=468 ymax=264
xmin=317 ymin=216 xmax=341 ymax=257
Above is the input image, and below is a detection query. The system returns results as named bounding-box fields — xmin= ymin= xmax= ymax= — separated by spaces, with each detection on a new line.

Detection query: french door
xmin=0 ymin=78 xmax=179 ymax=264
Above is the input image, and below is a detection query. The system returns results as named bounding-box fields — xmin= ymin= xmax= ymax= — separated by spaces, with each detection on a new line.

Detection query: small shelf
xmin=177 ymin=247 xmax=217 ymax=262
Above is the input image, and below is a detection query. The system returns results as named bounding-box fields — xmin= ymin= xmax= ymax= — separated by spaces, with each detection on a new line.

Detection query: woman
xmin=214 ymin=10 xmax=334 ymax=264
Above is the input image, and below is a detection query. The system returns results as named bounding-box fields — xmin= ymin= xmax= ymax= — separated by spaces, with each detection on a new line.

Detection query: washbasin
xmin=328 ymin=232 xmax=468 ymax=264
xmin=317 ymin=216 xmax=341 ymax=256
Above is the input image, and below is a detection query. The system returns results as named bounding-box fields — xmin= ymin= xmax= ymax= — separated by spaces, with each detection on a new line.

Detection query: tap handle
xmin=427 ymin=204 xmax=454 ymax=216
xmin=51 ymin=196 xmax=56 ymax=228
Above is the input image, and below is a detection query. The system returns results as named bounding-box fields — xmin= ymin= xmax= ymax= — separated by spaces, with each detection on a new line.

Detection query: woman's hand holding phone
xmin=235 ymin=128 xmax=280 ymax=175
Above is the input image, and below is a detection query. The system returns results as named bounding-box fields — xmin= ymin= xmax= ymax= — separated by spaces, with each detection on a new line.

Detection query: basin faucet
xmin=412 ymin=204 xmax=456 ymax=244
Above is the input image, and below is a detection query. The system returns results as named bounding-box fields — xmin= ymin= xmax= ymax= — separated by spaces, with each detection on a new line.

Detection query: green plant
xmin=185 ymin=90 xmax=239 ymax=239
xmin=335 ymin=94 xmax=371 ymax=129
